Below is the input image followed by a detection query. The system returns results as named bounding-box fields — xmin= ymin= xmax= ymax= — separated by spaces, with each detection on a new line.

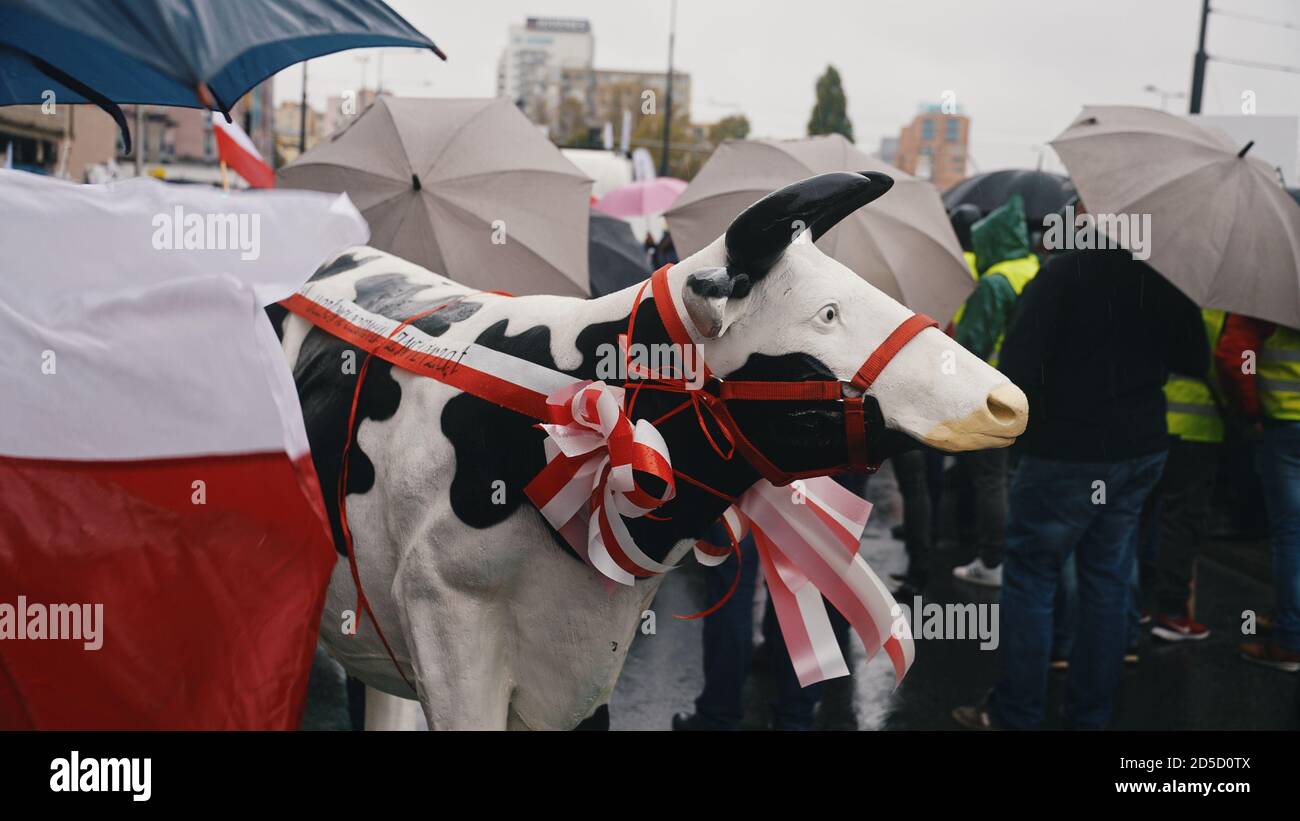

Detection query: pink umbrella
xmin=594 ymin=177 xmax=688 ymax=218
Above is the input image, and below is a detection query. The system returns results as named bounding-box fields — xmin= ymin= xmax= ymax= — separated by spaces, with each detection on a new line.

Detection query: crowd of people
xmin=671 ymin=194 xmax=1300 ymax=731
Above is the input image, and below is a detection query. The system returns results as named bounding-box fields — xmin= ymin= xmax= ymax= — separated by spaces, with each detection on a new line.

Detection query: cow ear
xmin=681 ymin=267 xmax=745 ymax=339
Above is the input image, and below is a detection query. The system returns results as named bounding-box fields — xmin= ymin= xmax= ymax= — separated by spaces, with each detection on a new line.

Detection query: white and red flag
xmin=0 ymin=169 xmax=367 ymax=728
xmin=212 ymin=111 xmax=275 ymax=189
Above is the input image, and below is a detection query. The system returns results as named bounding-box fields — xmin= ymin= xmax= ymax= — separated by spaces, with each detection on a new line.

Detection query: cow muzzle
xmin=921 ymin=382 xmax=1029 ymax=451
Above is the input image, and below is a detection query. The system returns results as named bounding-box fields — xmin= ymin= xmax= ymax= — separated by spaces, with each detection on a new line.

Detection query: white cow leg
xmin=363 ymin=687 xmax=426 ymax=731
xmin=397 ymin=589 xmax=514 ymax=730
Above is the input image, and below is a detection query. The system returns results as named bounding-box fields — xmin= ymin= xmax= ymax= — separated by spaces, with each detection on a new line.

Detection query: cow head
xmin=662 ymin=171 xmax=1027 ymax=474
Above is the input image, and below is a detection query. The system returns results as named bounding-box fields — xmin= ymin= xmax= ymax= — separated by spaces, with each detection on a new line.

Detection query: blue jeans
xmin=1054 ymin=520 xmax=1153 ymax=658
xmin=694 ymin=533 xmax=829 ymax=729
xmin=1256 ymin=421 xmax=1300 ymax=652
xmin=992 ymin=451 xmax=1167 ymax=729
xmin=1052 ymin=555 xmax=1077 ymax=661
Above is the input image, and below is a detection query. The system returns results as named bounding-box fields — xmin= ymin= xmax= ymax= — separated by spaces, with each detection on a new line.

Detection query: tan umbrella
xmin=279 ymin=96 xmax=592 ymax=296
xmin=665 ymin=134 xmax=973 ymax=323
xmin=1050 ymin=105 xmax=1300 ymax=329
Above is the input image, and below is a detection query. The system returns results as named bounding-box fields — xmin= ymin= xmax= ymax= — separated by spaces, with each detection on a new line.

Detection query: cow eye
xmin=817 ymin=304 xmax=838 ymax=324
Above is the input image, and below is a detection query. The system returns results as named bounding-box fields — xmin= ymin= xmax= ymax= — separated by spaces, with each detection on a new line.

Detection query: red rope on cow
xmin=337 ymin=291 xmax=509 ymax=693
xmin=673 ymin=530 xmax=743 ymax=621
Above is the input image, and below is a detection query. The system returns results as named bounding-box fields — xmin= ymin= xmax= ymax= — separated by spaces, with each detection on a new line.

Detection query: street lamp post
xmin=299 ymin=61 xmax=309 ymax=154
xmin=1189 ymin=0 xmax=1211 ymax=113
xmin=659 ymin=0 xmax=677 ymax=178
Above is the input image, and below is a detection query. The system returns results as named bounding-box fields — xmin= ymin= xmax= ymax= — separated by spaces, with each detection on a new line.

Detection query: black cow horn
xmin=724 ymin=171 xmax=894 ymax=282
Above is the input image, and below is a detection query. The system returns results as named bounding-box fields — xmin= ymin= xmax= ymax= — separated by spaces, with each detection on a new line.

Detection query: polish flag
xmin=212 ymin=111 xmax=275 ymax=189
xmin=0 ymin=169 xmax=368 ymax=729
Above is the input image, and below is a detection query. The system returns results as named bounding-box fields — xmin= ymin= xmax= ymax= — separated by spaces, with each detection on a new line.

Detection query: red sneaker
xmin=1151 ymin=615 xmax=1210 ymax=642
xmin=1240 ymin=641 xmax=1300 ymax=673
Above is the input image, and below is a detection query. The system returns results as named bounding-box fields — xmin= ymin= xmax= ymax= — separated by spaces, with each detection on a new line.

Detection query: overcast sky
xmin=272 ymin=0 xmax=1300 ymax=174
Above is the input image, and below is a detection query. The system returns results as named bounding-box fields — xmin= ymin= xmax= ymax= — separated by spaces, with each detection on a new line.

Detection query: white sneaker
xmin=952 ymin=558 xmax=1002 ymax=588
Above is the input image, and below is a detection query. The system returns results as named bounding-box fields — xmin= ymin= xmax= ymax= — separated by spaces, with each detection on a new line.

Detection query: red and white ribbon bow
xmin=524 ymin=380 xmax=676 ymax=586
xmin=704 ymin=476 xmax=915 ymax=687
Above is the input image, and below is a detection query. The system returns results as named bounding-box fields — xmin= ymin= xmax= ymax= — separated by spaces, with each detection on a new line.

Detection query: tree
xmin=631 ymin=110 xmax=707 ymax=180
xmin=707 ymin=114 xmax=750 ymax=144
xmin=553 ymin=97 xmax=591 ymax=147
xmin=807 ymin=65 xmax=854 ymax=142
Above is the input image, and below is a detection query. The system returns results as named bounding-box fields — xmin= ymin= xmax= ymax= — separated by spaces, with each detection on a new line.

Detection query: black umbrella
xmin=943 ymin=169 xmax=1076 ymax=226
xmin=1289 ymin=187 xmax=1300 ymax=208
xmin=588 ymin=211 xmax=649 ymax=298
xmin=0 ymin=0 xmax=443 ymax=153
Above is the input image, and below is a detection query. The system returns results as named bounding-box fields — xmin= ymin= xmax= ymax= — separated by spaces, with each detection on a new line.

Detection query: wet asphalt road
xmin=302 ymin=462 xmax=1299 ymax=730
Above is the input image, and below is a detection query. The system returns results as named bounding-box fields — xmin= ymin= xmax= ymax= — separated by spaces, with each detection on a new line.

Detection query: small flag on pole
xmin=212 ymin=111 xmax=274 ymax=189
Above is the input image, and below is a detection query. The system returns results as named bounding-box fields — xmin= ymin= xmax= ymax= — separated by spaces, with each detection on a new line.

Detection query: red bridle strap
xmin=851 ymin=313 xmax=939 ymax=392
xmin=643 ymin=264 xmax=939 ymax=482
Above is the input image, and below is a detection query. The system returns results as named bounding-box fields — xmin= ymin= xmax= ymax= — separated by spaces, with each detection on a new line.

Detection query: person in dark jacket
xmin=953 ymin=243 xmax=1208 ymax=730
xmin=950 ymin=196 xmax=1040 ymax=588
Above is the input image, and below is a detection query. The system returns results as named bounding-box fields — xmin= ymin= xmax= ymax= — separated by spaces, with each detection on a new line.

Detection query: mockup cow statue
xmin=272 ymin=172 xmax=1028 ymax=730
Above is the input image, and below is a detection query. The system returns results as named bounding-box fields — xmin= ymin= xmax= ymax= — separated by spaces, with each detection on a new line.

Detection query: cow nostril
xmin=985 ymin=384 xmax=1026 ymax=425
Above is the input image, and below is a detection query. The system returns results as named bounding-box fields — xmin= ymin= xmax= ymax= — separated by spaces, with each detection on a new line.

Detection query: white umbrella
xmin=279 ymin=97 xmax=593 ymax=296
xmin=665 ymin=134 xmax=973 ymax=324
xmin=1050 ymin=105 xmax=1300 ymax=328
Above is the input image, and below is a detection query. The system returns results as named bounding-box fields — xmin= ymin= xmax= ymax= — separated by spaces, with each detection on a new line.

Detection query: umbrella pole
xmin=220 ymin=160 xmax=230 ymax=192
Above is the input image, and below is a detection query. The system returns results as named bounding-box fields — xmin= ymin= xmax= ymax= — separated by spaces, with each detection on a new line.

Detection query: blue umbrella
xmin=0 ymin=0 xmax=443 ymax=152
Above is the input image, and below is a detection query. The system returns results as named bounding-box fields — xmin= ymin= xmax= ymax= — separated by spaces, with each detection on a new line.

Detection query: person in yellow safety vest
xmin=1215 ymin=313 xmax=1300 ymax=672
xmin=945 ymin=204 xmax=986 ymax=333
xmin=950 ymin=195 xmax=1038 ymax=588
xmin=953 ymin=194 xmax=1039 ymax=370
xmin=1145 ymin=309 xmax=1226 ymax=644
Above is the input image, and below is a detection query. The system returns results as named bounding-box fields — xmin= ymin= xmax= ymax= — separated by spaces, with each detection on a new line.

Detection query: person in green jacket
xmin=951 ymin=195 xmax=1040 ymax=587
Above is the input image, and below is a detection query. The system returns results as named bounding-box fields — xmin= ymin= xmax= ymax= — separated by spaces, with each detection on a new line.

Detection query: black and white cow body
xmin=274 ymin=173 xmax=1028 ymax=730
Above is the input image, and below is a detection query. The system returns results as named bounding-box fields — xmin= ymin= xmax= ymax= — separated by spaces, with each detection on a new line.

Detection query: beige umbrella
xmin=665 ymin=134 xmax=973 ymax=323
xmin=279 ymin=96 xmax=592 ymax=296
xmin=1050 ymin=105 xmax=1300 ymax=329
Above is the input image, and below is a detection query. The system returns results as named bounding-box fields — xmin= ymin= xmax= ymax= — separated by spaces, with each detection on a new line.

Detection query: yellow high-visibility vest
xmin=950 ymin=252 xmax=980 ymax=327
xmin=1164 ymin=309 xmax=1226 ymax=443
xmin=1260 ymin=324 xmax=1300 ymax=421
xmin=985 ymin=254 xmax=1039 ymax=368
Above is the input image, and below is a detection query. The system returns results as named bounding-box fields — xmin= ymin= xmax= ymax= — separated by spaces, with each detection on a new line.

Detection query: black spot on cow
xmin=266 ymin=302 xmax=289 ymax=342
xmin=309 ymin=250 xmax=383 ymax=283
xmin=290 ymin=269 xmax=482 ymax=556
xmin=720 ymin=353 xmax=918 ymax=474
xmin=352 ymin=273 xmax=482 ymax=335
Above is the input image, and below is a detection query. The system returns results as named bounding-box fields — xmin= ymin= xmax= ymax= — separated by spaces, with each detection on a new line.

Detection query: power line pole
xmin=1189 ymin=0 xmax=1210 ymax=114
xmin=659 ymin=0 xmax=677 ymax=177
xmin=299 ymin=61 xmax=308 ymax=154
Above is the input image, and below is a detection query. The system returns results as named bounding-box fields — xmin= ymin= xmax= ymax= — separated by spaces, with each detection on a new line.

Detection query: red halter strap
xmin=641 ymin=264 xmax=937 ymax=484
